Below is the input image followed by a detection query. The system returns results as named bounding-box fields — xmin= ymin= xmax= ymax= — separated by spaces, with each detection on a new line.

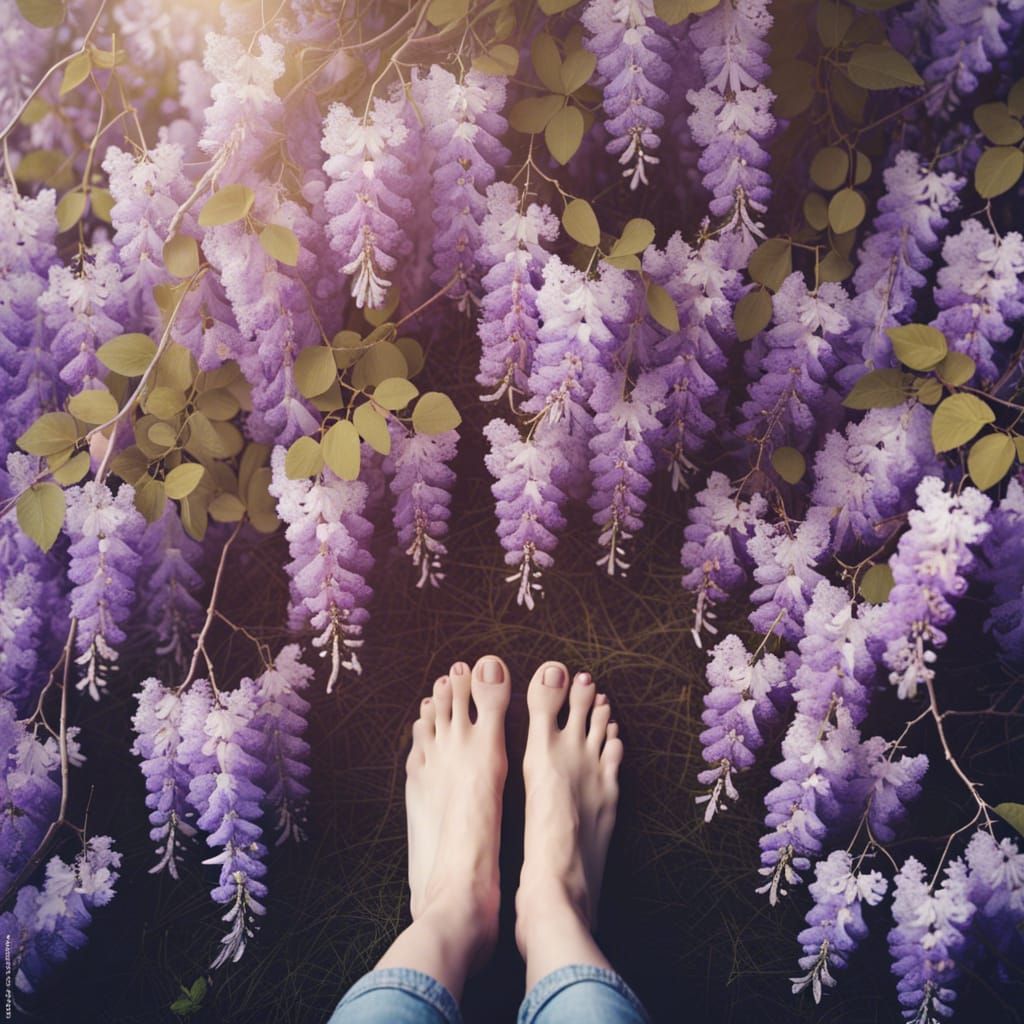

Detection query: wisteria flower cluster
xmin=1 ymin=0 xmax=1023 ymax=1016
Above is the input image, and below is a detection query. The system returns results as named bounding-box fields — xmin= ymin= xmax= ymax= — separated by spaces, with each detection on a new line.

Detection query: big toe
xmin=526 ymin=661 xmax=569 ymax=732
xmin=471 ymin=655 xmax=511 ymax=725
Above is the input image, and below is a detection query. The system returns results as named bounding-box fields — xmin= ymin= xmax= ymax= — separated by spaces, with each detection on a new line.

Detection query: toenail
xmin=575 ymin=672 xmax=592 ymax=686
xmin=451 ymin=662 xmax=469 ymax=675
xmin=543 ymin=664 xmax=566 ymax=688
xmin=482 ymin=657 xmax=504 ymax=683
xmin=422 ymin=697 xmax=432 ymax=705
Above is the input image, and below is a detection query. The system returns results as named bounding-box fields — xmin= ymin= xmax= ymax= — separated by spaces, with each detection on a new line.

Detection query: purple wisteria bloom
xmin=964 ymin=829 xmax=1024 ymax=969
xmin=978 ymin=477 xmax=1024 ymax=660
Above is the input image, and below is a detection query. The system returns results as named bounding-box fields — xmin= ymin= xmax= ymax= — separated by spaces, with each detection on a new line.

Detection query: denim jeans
xmin=328 ymin=964 xmax=650 ymax=1024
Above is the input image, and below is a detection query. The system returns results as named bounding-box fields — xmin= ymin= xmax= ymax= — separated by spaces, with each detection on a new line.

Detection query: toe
xmin=587 ymin=694 xmax=611 ymax=751
xmin=567 ymin=672 xmax=596 ymax=736
xmin=449 ymin=661 xmax=472 ymax=725
xmin=432 ymin=675 xmax=452 ymax=729
xmin=420 ymin=696 xmax=436 ymax=734
xmin=526 ymin=661 xmax=569 ymax=734
xmin=471 ymin=655 xmax=511 ymax=726
xmin=601 ymin=721 xmax=623 ymax=780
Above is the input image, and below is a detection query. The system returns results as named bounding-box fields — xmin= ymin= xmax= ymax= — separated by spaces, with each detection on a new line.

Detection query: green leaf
xmin=818 ymin=249 xmax=854 ymax=283
xmin=148 ymin=421 xmax=178 ymax=450
xmin=364 ymin=285 xmax=400 ymax=327
xmin=189 ymin=978 xmax=208 ymax=1003
xmin=144 ymin=386 xmax=187 ymax=420
xmin=322 ymin=420 xmax=361 ymax=480
xmin=967 ymin=433 xmax=1015 ymax=490
xmin=931 ymin=393 xmax=995 ymax=453
xmin=860 ymin=563 xmax=894 ymax=604
xmin=97 ymin=333 xmax=157 ymax=377
xmin=60 ymin=51 xmax=92 ymax=95
xmin=560 ymin=48 xmax=596 ymax=93
xmin=373 ymin=377 xmax=418 ymax=410
xmin=163 ymin=234 xmax=200 ymax=278
xmin=259 ymin=224 xmax=300 ymax=266
xmin=68 ymin=389 xmax=118 ymax=424
xmin=915 ymin=377 xmax=943 ymax=406
xmin=109 ymin=447 xmax=149 ymax=484
xmin=734 ymin=289 xmax=773 ymax=341
xmin=51 ymin=451 xmax=90 ymax=485
xmin=545 ymin=105 xmax=584 ymax=165
xmin=14 ymin=149 xmax=64 ymax=183
xmin=748 ymin=238 xmax=792 ymax=292
xmin=426 ymin=0 xmax=468 ymax=26
xmin=562 ymin=199 xmax=600 ymax=247
xmin=352 ymin=340 xmax=408 ymax=390
xmin=936 ymin=351 xmax=977 ymax=387
xmin=803 ymin=192 xmax=829 ymax=231
xmin=646 ymin=283 xmax=679 ymax=332
xmin=16 ymin=483 xmax=65 ymax=552
xmin=16 ymin=0 xmax=66 ymax=28
xmin=887 ymin=324 xmax=948 ymax=371
xmin=975 ymin=146 xmax=1024 ymax=199
xmin=134 ymin=476 xmax=167 ymax=524
xmin=472 ymin=44 xmax=519 ymax=77
xmin=995 ymin=802 xmax=1024 ymax=839
xmin=18 ymin=412 xmax=78 ymax=456
xmin=284 ymin=436 xmax=323 ymax=479
xmin=198 ymin=184 xmax=255 ymax=228
xmin=853 ymin=151 xmax=872 ymax=185
xmin=90 ymin=187 xmax=114 ymax=222
xmin=828 ymin=188 xmax=866 ymax=233
xmin=531 ymin=33 xmax=564 ymax=94
xmin=771 ymin=446 xmax=806 ymax=484
xmin=603 ymin=253 xmax=642 ymax=271
xmin=810 ymin=147 xmax=849 ymax=191
xmin=56 ymin=190 xmax=86 ymax=232
xmin=353 ymin=403 xmax=391 ymax=455
xmin=539 ymin=0 xmax=580 ymax=11
xmin=817 ymin=0 xmax=854 ymax=47
xmin=209 ymin=492 xmax=246 ymax=523
xmin=846 ymin=44 xmax=923 ymax=89
xmin=610 ymin=218 xmax=655 ymax=257
xmin=843 ymin=368 xmax=906 ymax=409
xmin=294 ymin=346 xmax=337 ymax=399
xmin=396 ymin=337 xmax=425 ymax=377
xmin=973 ymin=103 xmax=1024 ymax=145
xmin=164 ymin=463 xmax=206 ymax=500
xmin=412 ymin=392 xmax=462 ymax=436
xmin=1008 ymin=79 xmax=1024 ymax=118
xmin=183 ymin=411 xmax=226 ymax=459
xmin=767 ymin=59 xmax=815 ymax=118
xmin=509 ymin=94 xmax=564 ymax=134
xmin=196 ymin=388 xmax=240 ymax=421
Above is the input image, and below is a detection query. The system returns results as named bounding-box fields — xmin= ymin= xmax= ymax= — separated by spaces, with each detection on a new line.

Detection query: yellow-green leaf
xmin=90 ymin=187 xmax=114 ymax=223
xmin=396 ymin=337 xmax=425 ymax=377
xmin=97 ymin=333 xmax=157 ymax=376
xmin=56 ymin=190 xmax=86 ymax=232
xmin=810 ymin=146 xmax=849 ymax=191
xmin=322 ymin=420 xmax=361 ymax=480
xmin=68 ymin=389 xmax=118 ymax=424
xmin=967 ymin=433 xmax=1015 ymax=490
xmin=804 ymin=192 xmax=829 ymax=231
xmin=771 ymin=446 xmax=806 ymax=484
xmin=426 ymin=0 xmax=468 ymax=25
xmin=196 ymin=388 xmax=239 ymax=421
xmin=545 ymin=105 xmax=584 ymax=165
xmin=748 ymin=238 xmax=792 ymax=292
xmin=846 ymin=44 xmax=923 ymax=89
xmin=887 ymin=323 xmax=948 ymax=370
xmin=60 ymin=51 xmax=92 ymax=96
xmin=532 ymin=33 xmax=565 ymax=93
xmin=734 ymin=289 xmax=773 ymax=341
xmin=646 ymin=282 xmax=679 ymax=332
xmin=148 ymin=421 xmax=178 ymax=450
xmin=610 ymin=218 xmax=655 ymax=258
xmin=109 ymin=447 xmax=148 ymax=484
xmin=828 ymin=188 xmax=866 ymax=233
xmin=860 ymin=563 xmax=894 ymax=604
xmin=560 ymin=48 xmax=596 ymax=93
xmin=16 ymin=483 xmax=65 ymax=552
xmin=817 ymin=0 xmax=854 ymax=47
xmin=843 ymin=368 xmax=906 ymax=409
xmin=1009 ymin=80 xmax=1024 ymax=118
xmin=412 ymin=392 xmax=462 ymax=436
xmin=374 ymin=377 xmax=419 ymax=410
xmin=975 ymin=145 xmax=1024 ymax=199
xmin=164 ymin=462 xmax=206 ymax=500
xmin=209 ymin=492 xmax=246 ymax=523
xmin=562 ymin=198 xmax=600 ymax=247
xmin=473 ymin=44 xmax=519 ymax=77
xmin=50 ymin=450 xmax=90 ymax=485
xmin=936 ymin=351 xmax=976 ymax=387
xmin=819 ymin=249 xmax=854 ymax=283
xmin=931 ymin=393 xmax=995 ymax=453
xmin=284 ymin=435 xmax=323 ymax=479
xmin=364 ymin=284 xmax=400 ymax=327
xmin=16 ymin=0 xmax=66 ymax=28
xmin=294 ymin=346 xmax=338 ymax=399
xmin=995 ymin=802 xmax=1024 ymax=839
xmin=854 ymin=151 xmax=872 ymax=185
xmin=145 ymin=386 xmax=187 ymax=419
xmin=163 ymin=234 xmax=200 ymax=278
xmin=539 ymin=0 xmax=580 ymax=12
xmin=179 ymin=490 xmax=208 ymax=540
xmin=353 ymin=403 xmax=391 ymax=455
xmin=17 ymin=412 xmax=78 ymax=456
xmin=509 ymin=94 xmax=565 ymax=134
xmin=259 ymin=224 xmax=300 ymax=266
xmin=198 ymin=184 xmax=255 ymax=227
xmin=973 ymin=103 xmax=1024 ymax=145
xmin=915 ymin=377 xmax=943 ymax=405
xmin=183 ymin=411 xmax=225 ymax=459
xmin=14 ymin=149 xmax=64 ymax=183
xmin=352 ymin=340 xmax=408 ymax=390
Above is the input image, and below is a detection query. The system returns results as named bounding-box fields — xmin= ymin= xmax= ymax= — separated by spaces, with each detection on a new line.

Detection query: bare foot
xmin=515 ymin=661 xmax=623 ymax=983
xmin=404 ymin=655 xmax=510 ymax=971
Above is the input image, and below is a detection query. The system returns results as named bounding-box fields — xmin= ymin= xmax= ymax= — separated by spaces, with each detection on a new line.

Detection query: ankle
xmin=515 ymin=874 xmax=590 ymax=955
xmin=418 ymin=877 xmax=501 ymax=949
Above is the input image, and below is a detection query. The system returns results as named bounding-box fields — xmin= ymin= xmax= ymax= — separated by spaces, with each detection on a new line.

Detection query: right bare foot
xmin=515 ymin=661 xmax=623 ymax=967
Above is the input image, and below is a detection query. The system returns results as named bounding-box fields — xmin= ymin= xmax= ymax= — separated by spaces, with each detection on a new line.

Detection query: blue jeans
xmin=328 ymin=964 xmax=650 ymax=1024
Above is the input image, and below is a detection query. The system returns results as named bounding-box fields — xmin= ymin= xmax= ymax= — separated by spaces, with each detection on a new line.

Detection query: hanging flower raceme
xmin=696 ymin=634 xmax=787 ymax=821
xmin=964 ymin=829 xmax=1024 ymax=968
xmin=252 ymin=645 xmax=313 ymax=845
xmin=384 ymin=424 xmax=458 ymax=589
xmin=0 ymin=4 xmax=50 ymax=129
xmin=131 ymin=678 xmax=197 ymax=878
xmin=888 ymin=856 xmax=976 ymax=1023
xmin=880 ymin=477 xmax=991 ymax=700
xmin=790 ymin=851 xmax=887 ymax=1004
xmin=321 ymin=94 xmax=414 ymax=310
xmin=852 ymin=736 xmax=929 ymax=844
xmin=413 ymin=66 xmax=509 ymax=301
xmin=65 ymin=481 xmax=147 ymax=701
xmin=2 ymin=836 xmax=121 ymax=994
xmin=842 ymin=150 xmax=961 ymax=378
xmin=978 ymin=477 xmax=1024 ymax=661
xmin=680 ymin=472 xmax=768 ymax=645
xmin=476 ymin=182 xmax=557 ymax=400
xmin=582 ymin=0 xmax=674 ymax=189
xmin=184 ymin=678 xmax=270 ymax=968
xmin=269 ymin=447 xmax=375 ymax=690
xmin=687 ymin=0 xmax=775 ymax=251
xmin=932 ymin=220 xmax=1024 ymax=383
